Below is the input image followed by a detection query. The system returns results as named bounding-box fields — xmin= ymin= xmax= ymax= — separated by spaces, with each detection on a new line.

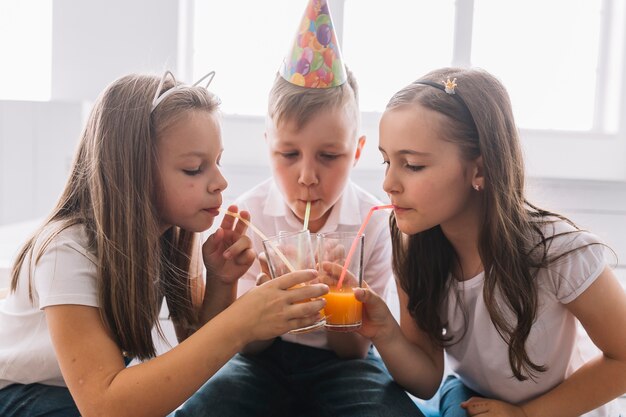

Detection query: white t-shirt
xmin=0 ymin=222 xmax=98 ymax=389
xmin=235 ymin=178 xmax=392 ymax=350
xmin=444 ymin=220 xmax=617 ymax=416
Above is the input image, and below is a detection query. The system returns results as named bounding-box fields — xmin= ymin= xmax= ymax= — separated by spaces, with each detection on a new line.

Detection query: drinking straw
xmin=296 ymin=201 xmax=312 ymax=268
xmin=222 ymin=209 xmax=295 ymax=273
xmin=302 ymin=201 xmax=311 ymax=231
xmin=336 ymin=204 xmax=394 ymax=289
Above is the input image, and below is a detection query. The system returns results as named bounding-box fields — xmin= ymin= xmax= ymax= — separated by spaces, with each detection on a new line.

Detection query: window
xmin=193 ymin=0 xmax=626 ymax=134
xmin=0 ymin=0 xmax=52 ymax=101
xmin=343 ymin=0 xmax=455 ymax=113
xmin=472 ymin=0 xmax=624 ymax=132
xmin=192 ymin=0 xmax=306 ymax=115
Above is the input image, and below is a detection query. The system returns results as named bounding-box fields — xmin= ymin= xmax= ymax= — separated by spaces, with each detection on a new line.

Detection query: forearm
xmin=76 ymin=309 xmax=248 ymax=417
xmin=522 ymin=354 xmax=626 ymax=417
xmin=198 ymin=278 xmax=237 ymax=323
xmin=372 ymin=321 xmax=443 ymax=399
xmin=327 ymin=331 xmax=370 ymax=359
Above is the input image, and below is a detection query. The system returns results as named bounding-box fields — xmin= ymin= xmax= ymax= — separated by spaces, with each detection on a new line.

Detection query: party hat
xmin=280 ymin=0 xmax=347 ymax=88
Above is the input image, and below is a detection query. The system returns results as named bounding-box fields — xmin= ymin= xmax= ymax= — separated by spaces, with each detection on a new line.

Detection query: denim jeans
xmin=438 ymin=375 xmax=481 ymax=417
xmin=174 ymin=338 xmax=425 ymax=417
xmin=0 ymin=383 xmax=80 ymax=417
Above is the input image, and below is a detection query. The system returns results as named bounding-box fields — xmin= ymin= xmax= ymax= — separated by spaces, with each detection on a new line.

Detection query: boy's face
xmin=266 ymin=108 xmax=364 ymax=233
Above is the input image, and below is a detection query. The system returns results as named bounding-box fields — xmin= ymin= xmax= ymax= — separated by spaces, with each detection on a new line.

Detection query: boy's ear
xmin=353 ymin=135 xmax=366 ymax=166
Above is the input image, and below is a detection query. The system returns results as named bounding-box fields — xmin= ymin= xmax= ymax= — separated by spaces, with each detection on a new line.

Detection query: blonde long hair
xmin=11 ymin=73 xmax=221 ymax=360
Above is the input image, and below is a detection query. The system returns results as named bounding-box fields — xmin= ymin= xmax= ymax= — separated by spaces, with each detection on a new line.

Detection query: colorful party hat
xmin=280 ymin=0 xmax=347 ymax=88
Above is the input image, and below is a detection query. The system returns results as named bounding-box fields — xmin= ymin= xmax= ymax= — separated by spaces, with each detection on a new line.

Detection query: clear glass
xmin=317 ymin=232 xmax=364 ymax=332
xmin=262 ymin=230 xmax=325 ymax=334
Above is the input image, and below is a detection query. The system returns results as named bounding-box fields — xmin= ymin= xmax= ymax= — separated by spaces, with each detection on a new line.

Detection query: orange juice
xmin=323 ymin=286 xmax=362 ymax=331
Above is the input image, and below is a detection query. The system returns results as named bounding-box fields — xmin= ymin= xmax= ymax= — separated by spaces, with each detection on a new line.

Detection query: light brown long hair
xmin=11 ymin=73 xmax=221 ymax=360
xmin=388 ymin=67 xmax=586 ymax=381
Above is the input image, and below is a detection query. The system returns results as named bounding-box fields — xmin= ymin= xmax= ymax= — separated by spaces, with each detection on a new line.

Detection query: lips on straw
xmin=222 ymin=209 xmax=295 ymax=273
xmin=336 ymin=205 xmax=394 ymax=289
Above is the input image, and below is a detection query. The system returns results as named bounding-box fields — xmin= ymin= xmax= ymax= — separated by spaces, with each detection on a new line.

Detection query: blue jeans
xmin=175 ymin=338 xmax=425 ymax=417
xmin=0 ymin=383 xmax=80 ymax=417
xmin=438 ymin=375 xmax=481 ymax=417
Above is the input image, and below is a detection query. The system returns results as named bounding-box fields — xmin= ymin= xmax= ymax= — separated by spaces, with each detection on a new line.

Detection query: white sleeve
xmin=34 ymin=233 xmax=99 ymax=309
xmin=545 ymin=229 xmax=608 ymax=304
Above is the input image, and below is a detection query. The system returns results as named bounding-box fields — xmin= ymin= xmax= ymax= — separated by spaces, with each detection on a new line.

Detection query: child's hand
xmin=202 ymin=205 xmax=255 ymax=284
xmin=461 ymin=397 xmax=528 ymax=417
xmin=354 ymin=283 xmax=397 ymax=342
xmin=234 ymin=270 xmax=329 ymax=342
xmin=318 ymin=260 xmax=359 ymax=288
xmin=255 ymin=252 xmax=271 ymax=286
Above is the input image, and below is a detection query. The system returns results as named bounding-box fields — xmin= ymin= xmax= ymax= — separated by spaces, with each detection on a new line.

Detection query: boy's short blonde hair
xmin=267 ymin=66 xmax=360 ymax=137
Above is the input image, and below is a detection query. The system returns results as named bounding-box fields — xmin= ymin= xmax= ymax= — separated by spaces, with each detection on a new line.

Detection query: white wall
xmin=0 ymin=0 xmax=186 ymax=225
xmin=0 ymin=101 xmax=83 ymax=224
xmin=51 ymin=0 xmax=182 ymax=102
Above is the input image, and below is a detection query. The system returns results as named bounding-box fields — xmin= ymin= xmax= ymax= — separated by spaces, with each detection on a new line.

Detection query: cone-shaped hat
xmin=280 ymin=0 xmax=347 ymax=88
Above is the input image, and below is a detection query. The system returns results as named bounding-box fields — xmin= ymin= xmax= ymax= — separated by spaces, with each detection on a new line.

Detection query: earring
xmin=473 ymin=184 xmax=480 ymax=191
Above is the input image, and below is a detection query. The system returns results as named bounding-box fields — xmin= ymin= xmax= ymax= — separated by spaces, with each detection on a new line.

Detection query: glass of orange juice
xmin=262 ymin=230 xmax=325 ymax=334
xmin=316 ymin=232 xmax=364 ymax=332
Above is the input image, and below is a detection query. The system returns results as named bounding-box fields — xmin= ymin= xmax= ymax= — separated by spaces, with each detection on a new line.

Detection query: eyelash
xmin=183 ymin=167 xmax=202 ymax=176
xmin=380 ymin=160 xmax=425 ymax=172
xmin=405 ymin=164 xmax=424 ymax=172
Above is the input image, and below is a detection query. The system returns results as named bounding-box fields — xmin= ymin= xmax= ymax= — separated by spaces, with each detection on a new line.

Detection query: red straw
xmin=336 ymin=205 xmax=394 ymax=289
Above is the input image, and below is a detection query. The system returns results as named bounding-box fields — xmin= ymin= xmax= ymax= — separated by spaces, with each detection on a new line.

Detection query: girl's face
xmin=379 ymin=104 xmax=480 ymax=236
xmin=155 ymin=110 xmax=227 ymax=233
xmin=266 ymin=108 xmax=364 ymax=233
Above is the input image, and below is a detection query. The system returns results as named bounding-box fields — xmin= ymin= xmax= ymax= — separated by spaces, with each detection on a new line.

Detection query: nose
xmin=382 ymin=165 xmax=401 ymax=195
xmin=209 ymin=166 xmax=228 ymax=193
xmin=297 ymin=159 xmax=318 ymax=187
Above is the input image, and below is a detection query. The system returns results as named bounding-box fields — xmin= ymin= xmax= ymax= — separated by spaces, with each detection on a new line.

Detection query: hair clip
xmin=151 ymin=70 xmax=216 ymax=113
xmin=442 ymin=77 xmax=457 ymax=95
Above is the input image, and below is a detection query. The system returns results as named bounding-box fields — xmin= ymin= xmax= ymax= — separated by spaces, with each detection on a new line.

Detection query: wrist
xmin=204 ymin=270 xmax=237 ymax=289
xmin=216 ymin=303 xmax=253 ymax=349
xmin=371 ymin=315 xmax=402 ymax=346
